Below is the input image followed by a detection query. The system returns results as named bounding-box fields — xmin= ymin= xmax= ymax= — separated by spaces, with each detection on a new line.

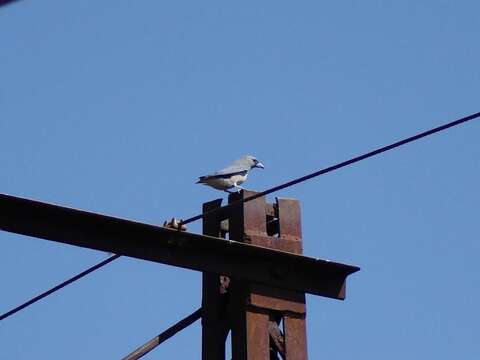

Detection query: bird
xmin=196 ymin=155 xmax=264 ymax=193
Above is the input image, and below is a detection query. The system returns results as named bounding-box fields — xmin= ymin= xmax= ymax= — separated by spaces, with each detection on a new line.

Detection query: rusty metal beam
xmin=0 ymin=193 xmax=359 ymax=298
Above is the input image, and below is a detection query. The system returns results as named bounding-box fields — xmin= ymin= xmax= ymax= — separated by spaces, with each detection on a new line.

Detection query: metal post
xmin=202 ymin=199 xmax=230 ymax=360
xmin=201 ymin=191 xmax=308 ymax=359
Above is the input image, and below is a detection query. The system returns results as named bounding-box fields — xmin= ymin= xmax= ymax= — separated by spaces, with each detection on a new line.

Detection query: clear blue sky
xmin=1 ymin=1 xmax=479 ymax=359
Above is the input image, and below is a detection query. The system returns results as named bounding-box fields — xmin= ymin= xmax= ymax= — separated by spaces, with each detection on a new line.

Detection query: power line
xmin=2 ymin=110 xmax=478 ymax=321
xmin=0 ymin=254 xmax=120 ymax=321
xmin=180 ymin=110 xmax=480 ymax=226
xmin=0 ymin=0 xmax=23 ymax=8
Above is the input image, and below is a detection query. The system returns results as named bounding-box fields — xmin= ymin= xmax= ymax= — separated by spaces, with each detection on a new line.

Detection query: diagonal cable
xmin=180 ymin=110 xmax=480 ymax=226
xmin=0 ymin=254 xmax=120 ymax=321
xmin=2 ymin=110 xmax=478 ymax=321
xmin=0 ymin=0 xmax=23 ymax=8
xmin=121 ymin=308 xmax=202 ymax=360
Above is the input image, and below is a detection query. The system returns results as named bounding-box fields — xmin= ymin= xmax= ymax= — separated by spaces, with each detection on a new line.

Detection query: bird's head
xmin=245 ymin=155 xmax=264 ymax=169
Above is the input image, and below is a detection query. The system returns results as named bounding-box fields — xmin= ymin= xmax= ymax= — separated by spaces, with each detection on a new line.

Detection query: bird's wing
xmin=197 ymin=168 xmax=248 ymax=183
xmin=209 ymin=169 xmax=248 ymax=179
xmin=213 ymin=163 xmax=250 ymax=176
xmin=213 ymin=158 xmax=251 ymax=176
xmin=197 ymin=158 xmax=250 ymax=183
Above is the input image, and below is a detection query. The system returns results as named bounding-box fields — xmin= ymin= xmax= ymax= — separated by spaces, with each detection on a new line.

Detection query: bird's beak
xmin=255 ymin=162 xmax=265 ymax=169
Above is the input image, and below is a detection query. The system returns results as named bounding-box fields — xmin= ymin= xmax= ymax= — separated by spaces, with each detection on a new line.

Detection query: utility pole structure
xmin=202 ymin=191 xmax=311 ymax=359
xmin=0 ymin=192 xmax=359 ymax=359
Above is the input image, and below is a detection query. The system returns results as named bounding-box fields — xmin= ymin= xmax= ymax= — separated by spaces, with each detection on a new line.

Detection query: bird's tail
xmin=196 ymin=176 xmax=207 ymax=184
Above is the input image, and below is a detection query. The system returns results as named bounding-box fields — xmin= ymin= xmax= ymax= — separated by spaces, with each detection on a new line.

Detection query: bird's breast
xmin=231 ymin=173 xmax=247 ymax=185
xmin=203 ymin=177 xmax=235 ymax=190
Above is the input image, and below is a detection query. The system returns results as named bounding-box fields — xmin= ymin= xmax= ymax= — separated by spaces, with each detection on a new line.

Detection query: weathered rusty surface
xmin=202 ymin=273 xmax=229 ymax=359
xmin=245 ymin=234 xmax=302 ymax=254
xmin=202 ymin=199 xmax=229 ymax=360
xmin=247 ymin=197 xmax=307 ymax=318
xmin=249 ymin=284 xmax=306 ymax=314
xmin=0 ymin=193 xmax=359 ymax=298
xmin=284 ymin=315 xmax=308 ymax=360
xmin=230 ymin=306 xmax=270 ymax=360
xmin=227 ymin=191 xmax=309 ymax=359
xmin=246 ymin=310 xmax=270 ymax=359
xmin=198 ymin=190 xmax=357 ymax=358
xmin=266 ymin=195 xmax=307 ymax=359
xmin=277 ymin=198 xmax=302 ymax=241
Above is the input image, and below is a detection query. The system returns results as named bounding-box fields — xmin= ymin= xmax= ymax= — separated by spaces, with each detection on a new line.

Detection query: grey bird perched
xmin=196 ymin=155 xmax=264 ymax=193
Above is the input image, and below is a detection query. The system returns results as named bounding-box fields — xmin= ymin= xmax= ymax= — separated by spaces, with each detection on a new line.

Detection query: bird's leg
xmin=233 ymin=183 xmax=244 ymax=193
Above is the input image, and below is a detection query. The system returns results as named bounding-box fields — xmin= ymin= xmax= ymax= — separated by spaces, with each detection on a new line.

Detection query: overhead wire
xmin=0 ymin=0 xmax=23 ymax=7
xmin=180 ymin=110 xmax=480 ymax=226
xmin=1 ymin=110 xmax=479 ymax=322
xmin=0 ymin=254 xmax=120 ymax=321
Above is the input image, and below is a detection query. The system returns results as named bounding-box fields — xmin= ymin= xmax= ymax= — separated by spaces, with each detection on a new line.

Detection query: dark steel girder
xmin=0 ymin=193 xmax=359 ymax=299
